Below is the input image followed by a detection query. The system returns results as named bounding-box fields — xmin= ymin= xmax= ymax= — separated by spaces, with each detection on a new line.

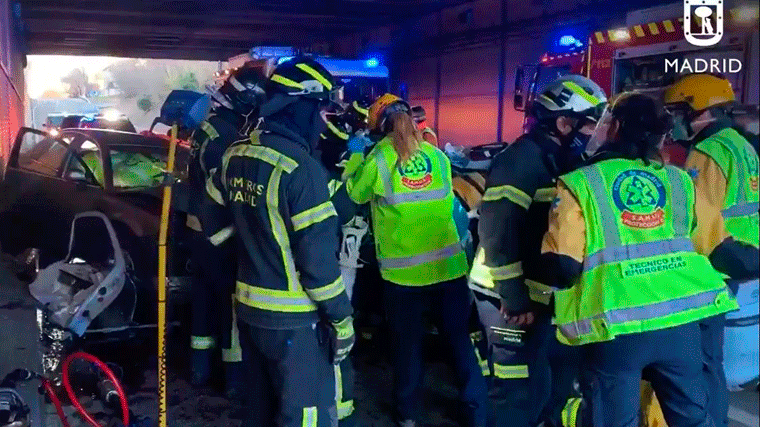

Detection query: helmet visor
xmin=585 ymin=104 xmax=614 ymax=157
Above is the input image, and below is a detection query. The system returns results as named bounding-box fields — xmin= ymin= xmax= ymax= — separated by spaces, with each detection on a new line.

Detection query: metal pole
xmin=496 ymin=0 xmax=508 ymax=143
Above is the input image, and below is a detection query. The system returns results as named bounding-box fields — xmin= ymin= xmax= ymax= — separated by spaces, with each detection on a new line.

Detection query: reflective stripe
xmin=534 ymin=187 xmax=557 ymax=202
xmin=292 ymin=201 xmax=337 ymax=232
xmin=296 ymin=63 xmax=334 ymax=90
xmin=666 ymin=166 xmax=689 ymax=237
xmin=198 ymin=121 xmax=219 ymax=175
xmin=562 ymin=397 xmax=583 ymax=427
xmin=191 ymin=336 xmax=215 ymax=350
xmin=493 ymin=364 xmax=529 ymax=379
xmin=271 ymin=74 xmax=304 ymax=89
xmin=379 ymin=242 xmax=462 ymax=270
xmin=584 ymin=238 xmax=695 ymax=271
xmin=236 ymin=282 xmax=317 ymax=313
xmin=723 ymin=202 xmax=759 ymax=218
xmin=375 ymin=149 xmax=451 ymax=206
xmin=206 ymin=175 xmax=226 ymax=205
xmin=306 ymin=277 xmax=346 ymax=302
xmin=482 ymin=185 xmax=532 ymax=209
xmin=186 ymin=214 xmax=202 ymax=232
xmin=222 ymin=295 xmax=243 ymax=363
xmin=558 ymin=288 xmax=723 ymax=340
xmin=583 ymin=165 xmax=621 ymax=246
xmin=209 ymin=225 xmax=235 ymax=246
xmin=267 ymin=167 xmax=301 ymax=293
xmin=352 ymin=101 xmax=368 ymax=116
xmin=338 ymin=401 xmax=354 ymax=419
xmin=223 ymin=144 xmax=298 ymax=176
xmin=562 ymin=81 xmax=602 ymax=106
xmin=328 ymin=179 xmax=343 ymax=197
xmin=326 ymin=121 xmax=349 ymax=140
xmin=491 ymin=261 xmax=523 ymax=281
xmin=228 ymin=75 xmax=246 ymax=92
xmin=302 ymin=407 xmax=317 ymax=427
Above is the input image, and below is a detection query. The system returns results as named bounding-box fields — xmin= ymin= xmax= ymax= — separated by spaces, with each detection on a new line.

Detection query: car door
xmin=0 ymin=128 xmax=72 ymax=257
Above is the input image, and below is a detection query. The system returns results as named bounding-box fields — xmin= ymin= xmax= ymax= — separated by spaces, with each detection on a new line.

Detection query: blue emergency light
xmin=365 ymin=58 xmax=380 ymax=68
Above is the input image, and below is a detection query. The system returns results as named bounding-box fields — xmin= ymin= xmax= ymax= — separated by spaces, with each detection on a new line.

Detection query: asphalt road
xmin=1 ymin=258 xmax=757 ymax=427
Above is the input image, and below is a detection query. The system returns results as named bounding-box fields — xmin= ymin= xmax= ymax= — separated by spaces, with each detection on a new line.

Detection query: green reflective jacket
xmin=345 ymin=137 xmax=468 ymax=286
xmin=693 ymin=127 xmax=759 ymax=248
xmin=556 ymin=159 xmax=737 ymax=346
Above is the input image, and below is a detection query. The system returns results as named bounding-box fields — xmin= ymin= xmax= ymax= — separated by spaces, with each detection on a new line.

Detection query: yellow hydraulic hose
xmin=157 ymin=124 xmax=178 ymax=427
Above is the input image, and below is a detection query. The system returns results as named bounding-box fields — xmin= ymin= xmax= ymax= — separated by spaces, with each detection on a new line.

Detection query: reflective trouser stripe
xmin=302 ymin=406 xmax=317 ymax=427
xmin=493 ymin=364 xmax=528 ymax=379
xmin=723 ymin=202 xmax=759 ymax=218
xmin=482 ymin=185 xmax=532 ymax=209
xmin=236 ymin=282 xmax=317 ymax=313
xmin=222 ymin=295 xmax=243 ymax=363
xmin=209 ymin=225 xmax=235 ymax=246
xmin=334 ymin=365 xmax=354 ymax=419
xmin=558 ymin=288 xmax=724 ymax=340
xmin=378 ymin=242 xmax=462 ymax=270
xmin=191 ymin=336 xmax=215 ymax=350
xmin=583 ymin=238 xmax=695 ymax=271
xmin=562 ymin=397 xmax=583 ymax=427
xmin=375 ymin=149 xmax=451 ymax=206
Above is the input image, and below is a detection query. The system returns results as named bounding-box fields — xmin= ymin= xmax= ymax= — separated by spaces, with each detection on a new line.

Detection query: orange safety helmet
xmin=367 ymin=93 xmax=411 ymax=133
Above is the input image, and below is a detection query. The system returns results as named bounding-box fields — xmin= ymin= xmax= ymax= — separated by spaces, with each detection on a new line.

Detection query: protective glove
xmin=331 ymin=316 xmax=356 ymax=364
xmin=347 ymin=134 xmax=371 ymax=154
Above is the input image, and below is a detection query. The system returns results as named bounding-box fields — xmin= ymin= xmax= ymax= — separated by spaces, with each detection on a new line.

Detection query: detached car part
xmin=30 ymin=212 xmax=127 ymax=336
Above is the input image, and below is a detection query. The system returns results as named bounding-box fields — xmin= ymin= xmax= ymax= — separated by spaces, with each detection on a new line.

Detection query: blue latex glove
xmin=347 ymin=134 xmax=371 ymax=154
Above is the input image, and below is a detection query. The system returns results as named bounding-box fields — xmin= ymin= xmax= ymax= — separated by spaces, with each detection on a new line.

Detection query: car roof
xmin=62 ymin=128 xmax=179 ymax=149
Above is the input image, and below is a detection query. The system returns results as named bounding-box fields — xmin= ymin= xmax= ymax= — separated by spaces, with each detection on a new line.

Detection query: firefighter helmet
xmin=210 ymin=64 xmax=267 ymax=116
xmin=268 ymin=57 xmax=338 ymax=101
xmin=664 ymin=73 xmax=735 ymax=112
xmin=368 ymin=93 xmax=411 ymax=133
xmin=532 ymin=75 xmax=608 ymax=124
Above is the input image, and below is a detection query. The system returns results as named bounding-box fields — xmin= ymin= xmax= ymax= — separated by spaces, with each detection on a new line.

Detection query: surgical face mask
xmin=671 ymin=114 xmax=692 ymax=142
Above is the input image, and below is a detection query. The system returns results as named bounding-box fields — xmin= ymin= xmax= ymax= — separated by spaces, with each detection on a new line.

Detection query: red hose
xmin=62 ymin=351 xmax=130 ymax=427
xmin=41 ymin=378 xmax=71 ymax=427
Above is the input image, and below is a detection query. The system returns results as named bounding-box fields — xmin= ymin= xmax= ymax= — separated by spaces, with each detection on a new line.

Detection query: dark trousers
xmin=700 ymin=314 xmax=727 ymax=427
xmin=190 ymin=231 xmax=238 ymax=358
xmin=384 ymin=277 xmax=488 ymax=425
xmin=583 ymin=322 xmax=711 ymax=427
xmin=474 ymin=292 xmax=581 ymax=427
xmin=239 ymin=321 xmax=337 ymax=427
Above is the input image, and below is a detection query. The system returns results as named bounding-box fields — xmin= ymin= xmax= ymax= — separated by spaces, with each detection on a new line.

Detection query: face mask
xmin=568 ymin=132 xmax=592 ymax=158
xmin=671 ymin=114 xmax=692 ymax=142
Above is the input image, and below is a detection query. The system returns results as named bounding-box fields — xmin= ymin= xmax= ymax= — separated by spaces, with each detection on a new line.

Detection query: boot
xmin=191 ymin=349 xmax=213 ymax=386
xmin=224 ymin=361 xmax=245 ymax=403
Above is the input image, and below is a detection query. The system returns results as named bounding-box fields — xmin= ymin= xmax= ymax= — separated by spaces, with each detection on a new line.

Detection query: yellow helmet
xmin=368 ymin=93 xmax=410 ymax=133
xmin=664 ymin=74 xmax=735 ymax=112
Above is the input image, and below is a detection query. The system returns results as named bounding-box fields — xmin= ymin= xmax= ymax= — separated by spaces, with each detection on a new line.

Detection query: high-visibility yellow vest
xmin=693 ymin=127 xmax=759 ymax=247
xmin=556 ymin=159 xmax=737 ymax=345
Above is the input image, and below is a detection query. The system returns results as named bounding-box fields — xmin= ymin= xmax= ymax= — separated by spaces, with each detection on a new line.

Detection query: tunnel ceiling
xmin=19 ymin=0 xmax=468 ymax=60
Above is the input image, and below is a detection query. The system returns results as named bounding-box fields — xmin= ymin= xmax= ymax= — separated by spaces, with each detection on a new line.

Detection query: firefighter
xmin=343 ymin=93 xmax=487 ymax=427
xmin=411 ymin=105 xmax=438 ymax=147
xmin=664 ymin=73 xmax=760 ymax=427
xmin=541 ymin=92 xmax=758 ymax=426
xmin=203 ymin=57 xmax=354 ymax=427
xmin=187 ymin=65 xmax=266 ymax=399
xmin=469 ymin=75 xmax=606 ymax=427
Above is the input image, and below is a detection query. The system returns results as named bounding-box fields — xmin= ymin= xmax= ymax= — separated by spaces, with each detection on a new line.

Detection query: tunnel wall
xmin=1 ymin=0 xmax=25 ymax=177
xmin=337 ymin=0 xmax=637 ymax=147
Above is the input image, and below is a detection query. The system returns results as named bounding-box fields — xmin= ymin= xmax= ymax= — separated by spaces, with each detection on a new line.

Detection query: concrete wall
xmin=338 ymin=0 xmax=662 ymax=146
xmin=1 ymin=0 xmax=26 ymax=176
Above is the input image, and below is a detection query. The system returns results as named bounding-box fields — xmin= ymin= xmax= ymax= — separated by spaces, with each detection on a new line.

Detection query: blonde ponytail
xmin=389 ymin=112 xmax=422 ymax=163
